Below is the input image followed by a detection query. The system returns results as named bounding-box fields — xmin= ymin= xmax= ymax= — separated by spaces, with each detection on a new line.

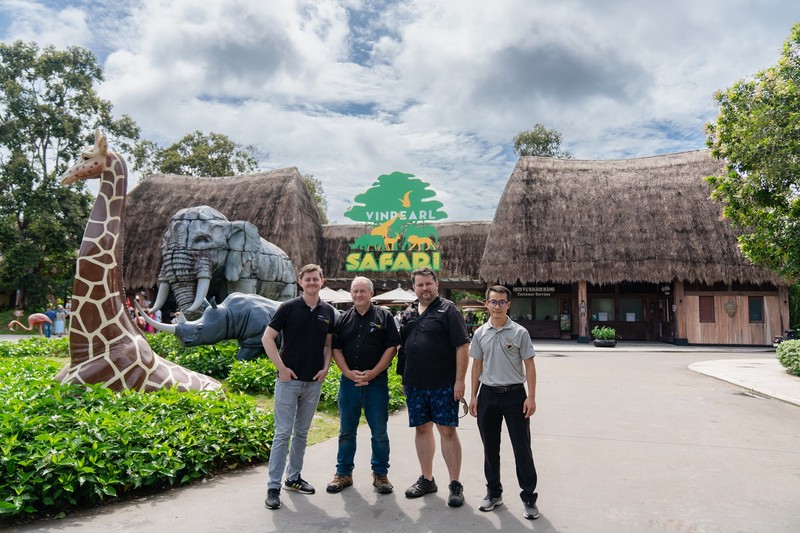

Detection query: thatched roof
xmin=123 ymin=168 xmax=324 ymax=289
xmin=480 ymin=150 xmax=783 ymax=286
xmin=320 ymin=221 xmax=490 ymax=285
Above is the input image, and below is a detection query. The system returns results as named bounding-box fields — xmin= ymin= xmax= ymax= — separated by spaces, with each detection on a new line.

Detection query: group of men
xmin=261 ymin=264 xmax=540 ymax=520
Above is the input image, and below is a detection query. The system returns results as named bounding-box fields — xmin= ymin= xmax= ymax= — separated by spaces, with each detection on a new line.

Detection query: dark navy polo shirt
xmin=398 ymin=296 xmax=470 ymax=389
xmin=268 ymin=295 xmax=336 ymax=381
xmin=333 ymin=303 xmax=401 ymax=376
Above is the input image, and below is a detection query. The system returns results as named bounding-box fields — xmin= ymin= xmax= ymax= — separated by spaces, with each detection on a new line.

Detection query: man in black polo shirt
xmin=262 ymin=264 xmax=336 ymax=510
xmin=326 ymin=276 xmax=400 ymax=495
xmin=398 ymin=267 xmax=470 ymax=507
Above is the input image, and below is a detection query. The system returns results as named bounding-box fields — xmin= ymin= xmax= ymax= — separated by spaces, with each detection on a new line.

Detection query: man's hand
xmin=279 ymin=367 xmax=298 ymax=382
xmin=312 ymin=367 xmax=329 ymax=382
xmin=523 ymin=396 xmax=537 ymax=418
xmin=453 ymin=380 xmax=465 ymax=401
xmin=469 ymin=397 xmax=478 ymax=417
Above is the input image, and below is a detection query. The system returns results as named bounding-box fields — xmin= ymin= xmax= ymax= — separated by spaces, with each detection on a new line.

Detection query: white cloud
xmin=2 ymin=0 xmax=799 ymax=221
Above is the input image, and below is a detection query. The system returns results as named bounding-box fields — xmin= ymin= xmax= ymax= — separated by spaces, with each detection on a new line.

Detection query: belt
xmin=481 ymin=383 xmax=524 ymax=393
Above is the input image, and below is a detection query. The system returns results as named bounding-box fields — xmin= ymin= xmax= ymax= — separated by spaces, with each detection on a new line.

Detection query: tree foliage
xmin=513 ymin=123 xmax=573 ymax=158
xmin=302 ymin=174 xmax=329 ymax=223
xmin=705 ymin=24 xmax=800 ymax=280
xmin=0 ymin=41 xmax=140 ymax=309
xmin=137 ymin=131 xmax=260 ymax=178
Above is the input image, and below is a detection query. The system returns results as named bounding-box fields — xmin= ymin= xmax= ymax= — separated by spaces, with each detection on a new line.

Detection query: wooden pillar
xmin=674 ymin=280 xmax=687 ymax=345
xmin=578 ymin=279 xmax=589 ymax=343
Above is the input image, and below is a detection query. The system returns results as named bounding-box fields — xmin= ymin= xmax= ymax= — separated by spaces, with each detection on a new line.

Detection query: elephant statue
xmin=139 ymin=293 xmax=279 ymax=361
xmin=151 ymin=206 xmax=296 ymax=320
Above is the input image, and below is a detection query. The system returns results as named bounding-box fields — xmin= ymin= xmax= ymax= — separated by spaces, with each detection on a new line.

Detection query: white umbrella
xmin=372 ymin=287 xmax=417 ymax=303
xmin=318 ymin=287 xmax=343 ymax=303
xmin=336 ymin=289 xmax=353 ymax=303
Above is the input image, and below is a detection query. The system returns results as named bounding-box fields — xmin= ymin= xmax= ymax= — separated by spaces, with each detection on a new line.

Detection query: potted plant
xmin=591 ymin=325 xmax=617 ymax=347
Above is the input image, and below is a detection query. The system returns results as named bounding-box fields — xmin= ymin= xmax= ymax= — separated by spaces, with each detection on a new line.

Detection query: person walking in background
xmin=261 ymin=264 xmax=336 ymax=510
xmin=398 ymin=267 xmax=470 ymax=507
xmin=54 ymin=305 xmax=67 ymax=337
xmin=326 ymin=276 xmax=400 ymax=495
xmin=44 ymin=305 xmax=57 ymax=338
xmin=469 ymin=285 xmax=539 ymax=520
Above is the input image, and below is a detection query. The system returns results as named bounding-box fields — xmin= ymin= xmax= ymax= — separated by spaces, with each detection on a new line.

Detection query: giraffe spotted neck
xmin=56 ymin=130 xmax=220 ymax=391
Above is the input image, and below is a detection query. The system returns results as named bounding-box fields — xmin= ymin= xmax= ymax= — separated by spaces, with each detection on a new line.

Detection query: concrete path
xmin=6 ymin=340 xmax=800 ymax=532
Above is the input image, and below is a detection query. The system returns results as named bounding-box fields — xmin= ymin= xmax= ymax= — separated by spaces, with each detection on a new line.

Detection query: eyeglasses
xmin=459 ymin=398 xmax=469 ymax=418
xmin=487 ymin=300 xmax=509 ymax=307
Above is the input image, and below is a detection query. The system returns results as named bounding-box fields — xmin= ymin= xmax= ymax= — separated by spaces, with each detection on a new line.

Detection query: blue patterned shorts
xmin=405 ymin=385 xmax=459 ymax=427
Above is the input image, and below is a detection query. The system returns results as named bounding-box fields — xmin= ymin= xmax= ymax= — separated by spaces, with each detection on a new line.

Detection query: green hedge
xmin=0 ymin=337 xmax=69 ymax=358
xmin=776 ymin=339 xmax=800 ymax=376
xmin=0 ymin=356 xmax=273 ymax=521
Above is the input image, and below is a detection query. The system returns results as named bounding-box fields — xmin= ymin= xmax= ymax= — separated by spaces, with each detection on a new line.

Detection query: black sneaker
xmin=404 ymin=475 xmax=437 ymax=498
xmin=447 ymin=480 xmax=464 ymax=507
xmin=264 ymin=488 xmax=281 ymax=510
xmin=523 ymin=499 xmax=540 ymax=519
xmin=284 ymin=476 xmax=315 ymax=494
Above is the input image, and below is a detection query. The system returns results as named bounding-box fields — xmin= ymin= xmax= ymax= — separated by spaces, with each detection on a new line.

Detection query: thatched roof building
xmin=480 ymin=150 xmax=782 ymax=287
xmin=123 ymin=168 xmax=324 ymax=290
xmin=321 ymin=222 xmax=490 ymax=289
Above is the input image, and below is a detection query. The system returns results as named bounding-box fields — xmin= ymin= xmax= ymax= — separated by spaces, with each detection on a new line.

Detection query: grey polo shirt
xmin=470 ymin=317 xmax=535 ymax=387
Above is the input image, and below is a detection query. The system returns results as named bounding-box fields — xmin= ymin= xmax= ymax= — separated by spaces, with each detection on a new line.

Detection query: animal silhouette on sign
xmin=7 ymin=313 xmax=52 ymax=336
xmin=56 ymin=129 xmax=220 ymax=392
xmin=406 ymin=234 xmax=437 ymax=251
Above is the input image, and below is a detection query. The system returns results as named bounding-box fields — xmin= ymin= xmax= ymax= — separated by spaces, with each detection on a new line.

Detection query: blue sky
xmin=1 ymin=0 xmax=797 ymax=222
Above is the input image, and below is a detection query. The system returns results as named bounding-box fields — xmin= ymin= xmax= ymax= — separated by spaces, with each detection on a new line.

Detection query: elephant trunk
xmin=162 ymin=252 xmax=213 ymax=320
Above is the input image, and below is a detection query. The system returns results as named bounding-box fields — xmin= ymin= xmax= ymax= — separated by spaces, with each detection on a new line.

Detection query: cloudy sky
xmin=1 ymin=0 xmax=797 ymax=222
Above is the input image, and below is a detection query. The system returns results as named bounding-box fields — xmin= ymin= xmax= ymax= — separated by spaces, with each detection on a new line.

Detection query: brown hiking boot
xmin=326 ymin=474 xmax=353 ymax=493
xmin=372 ymin=472 xmax=394 ymax=494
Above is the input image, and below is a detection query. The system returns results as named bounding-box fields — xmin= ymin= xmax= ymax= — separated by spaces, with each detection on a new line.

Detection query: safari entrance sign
xmin=344 ymin=171 xmax=446 ymax=272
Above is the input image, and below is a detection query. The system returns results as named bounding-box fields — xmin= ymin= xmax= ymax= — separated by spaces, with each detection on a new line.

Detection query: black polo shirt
xmin=333 ymin=304 xmax=401 ymax=376
xmin=268 ymin=295 xmax=336 ymax=381
xmin=398 ymin=296 xmax=470 ymax=389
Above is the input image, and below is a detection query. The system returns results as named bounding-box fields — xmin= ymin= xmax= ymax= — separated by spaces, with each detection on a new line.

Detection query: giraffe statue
xmin=55 ymin=130 xmax=220 ymax=391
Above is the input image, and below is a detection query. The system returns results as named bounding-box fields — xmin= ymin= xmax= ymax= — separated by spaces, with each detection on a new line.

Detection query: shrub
xmin=0 ymin=356 xmax=273 ymax=521
xmin=591 ymin=325 xmax=616 ymax=340
xmin=226 ymin=358 xmax=277 ymax=394
xmin=145 ymin=333 xmax=237 ymax=380
xmin=0 ymin=337 xmax=69 ymax=358
xmin=776 ymin=339 xmax=800 ymax=376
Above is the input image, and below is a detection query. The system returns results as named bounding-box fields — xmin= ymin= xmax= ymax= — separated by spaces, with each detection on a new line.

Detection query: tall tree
xmin=302 ymin=174 xmax=329 ymax=223
xmin=0 ymin=41 xmax=140 ymax=308
xmin=513 ymin=124 xmax=573 ymax=158
xmin=705 ymin=24 xmax=800 ymax=280
xmin=140 ymin=131 xmax=260 ymax=177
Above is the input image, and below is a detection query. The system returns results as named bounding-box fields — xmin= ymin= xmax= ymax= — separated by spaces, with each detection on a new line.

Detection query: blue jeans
xmin=336 ymin=374 xmax=390 ymax=476
xmin=268 ymin=379 xmax=322 ymax=490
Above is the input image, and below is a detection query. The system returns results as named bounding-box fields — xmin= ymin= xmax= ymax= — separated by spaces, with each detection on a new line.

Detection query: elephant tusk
xmin=134 ymin=301 xmax=176 ymax=334
xmin=186 ymin=277 xmax=211 ymax=313
xmin=150 ymin=282 xmax=171 ymax=313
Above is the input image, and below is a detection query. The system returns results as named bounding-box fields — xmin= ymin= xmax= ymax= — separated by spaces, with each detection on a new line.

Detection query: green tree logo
xmin=344 ymin=172 xmax=446 ymax=265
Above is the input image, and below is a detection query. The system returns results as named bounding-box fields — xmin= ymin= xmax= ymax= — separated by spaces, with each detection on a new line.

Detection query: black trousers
xmin=476 ymin=386 xmax=538 ymax=501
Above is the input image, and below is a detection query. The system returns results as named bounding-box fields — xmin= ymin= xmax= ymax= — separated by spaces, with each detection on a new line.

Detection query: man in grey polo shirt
xmin=468 ymin=285 xmax=539 ymax=520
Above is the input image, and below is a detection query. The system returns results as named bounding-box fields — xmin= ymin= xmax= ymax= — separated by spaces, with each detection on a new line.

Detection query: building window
xmin=535 ymin=298 xmax=557 ymax=320
xmin=591 ymin=297 xmax=615 ymax=321
xmin=619 ymin=298 xmax=643 ymax=322
xmin=510 ymin=298 xmax=532 ymax=321
xmin=748 ymin=297 xmax=764 ymax=323
xmin=699 ymin=296 xmax=715 ymax=323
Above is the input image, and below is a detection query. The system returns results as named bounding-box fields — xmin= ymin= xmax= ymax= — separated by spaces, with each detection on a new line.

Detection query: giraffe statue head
xmin=61 ymin=129 xmax=110 ymax=185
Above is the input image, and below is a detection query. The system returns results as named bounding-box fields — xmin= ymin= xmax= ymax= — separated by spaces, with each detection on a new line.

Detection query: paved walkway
xmin=4 ymin=339 xmax=800 ymax=532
